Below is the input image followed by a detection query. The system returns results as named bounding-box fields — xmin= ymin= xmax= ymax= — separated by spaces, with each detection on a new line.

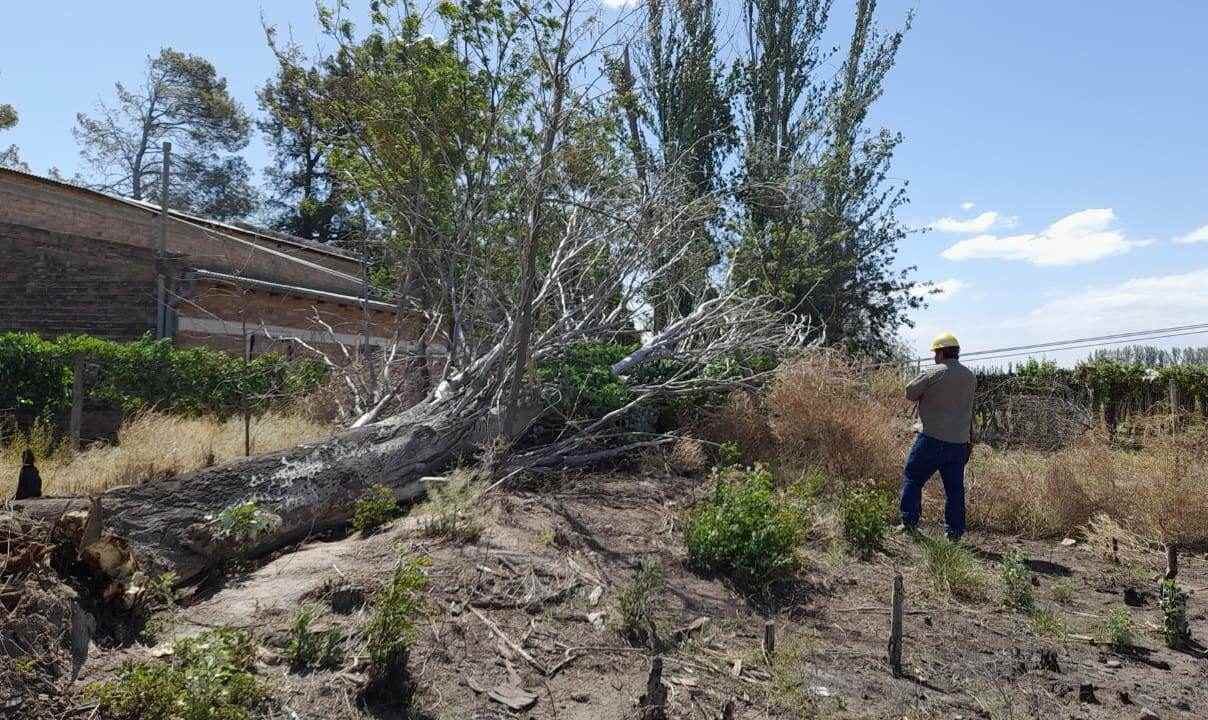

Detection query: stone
xmin=1139 ymin=708 xmax=1160 ymax=720
xmin=1061 ymin=538 xmax=1078 ymax=547
xmin=1078 ymin=682 xmax=1099 ymax=704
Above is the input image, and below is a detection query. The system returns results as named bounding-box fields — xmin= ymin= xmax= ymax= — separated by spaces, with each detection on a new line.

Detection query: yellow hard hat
xmin=930 ymin=332 xmax=960 ymax=351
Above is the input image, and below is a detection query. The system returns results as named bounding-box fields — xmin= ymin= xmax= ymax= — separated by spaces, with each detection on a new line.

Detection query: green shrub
xmin=210 ymin=500 xmax=280 ymax=543
xmin=352 ymin=484 xmax=400 ymax=534
xmin=364 ymin=556 xmax=428 ymax=678
xmin=1000 ymin=550 xmax=1035 ymax=612
xmin=613 ymin=559 xmax=665 ymax=648
xmin=1030 ymin=608 xmax=1068 ymax=640
xmin=1159 ymin=579 xmax=1191 ymax=648
xmin=716 ymin=441 xmax=744 ymax=469
xmin=536 ymin=342 xmax=635 ymax=421
xmin=1050 ymin=579 xmax=1075 ymax=604
xmin=420 ymin=471 xmax=485 ymax=543
xmin=684 ymin=465 xmax=807 ymax=587
xmin=920 ymin=536 xmax=985 ymax=601
xmin=285 ymin=604 xmax=344 ymax=670
xmin=0 ymin=331 xmax=326 ymax=423
xmin=839 ymin=488 xmax=889 ymax=557
xmin=1099 ymin=607 xmax=1135 ymax=650
xmin=86 ymin=628 xmax=268 ymax=720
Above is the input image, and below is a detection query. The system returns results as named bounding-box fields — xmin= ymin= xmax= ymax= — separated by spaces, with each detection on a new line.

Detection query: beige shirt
xmin=906 ymin=360 xmax=977 ymax=444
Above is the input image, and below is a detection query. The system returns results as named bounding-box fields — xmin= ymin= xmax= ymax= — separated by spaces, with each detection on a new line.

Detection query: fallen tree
xmin=12 ymin=0 xmax=811 ymax=588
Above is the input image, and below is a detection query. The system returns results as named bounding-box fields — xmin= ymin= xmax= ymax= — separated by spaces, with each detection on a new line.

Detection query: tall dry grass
xmin=705 ymin=351 xmax=1208 ymax=547
xmin=1 ymin=411 xmax=333 ymax=498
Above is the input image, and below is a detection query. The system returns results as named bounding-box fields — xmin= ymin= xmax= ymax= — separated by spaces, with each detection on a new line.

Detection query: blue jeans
xmin=900 ymin=433 xmax=969 ymax=539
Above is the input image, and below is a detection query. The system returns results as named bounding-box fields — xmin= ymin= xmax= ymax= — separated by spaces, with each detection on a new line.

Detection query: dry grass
xmin=704 ymin=350 xmax=1208 ymax=547
xmin=708 ymin=352 xmax=909 ymax=493
xmin=1 ymin=411 xmax=333 ymax=497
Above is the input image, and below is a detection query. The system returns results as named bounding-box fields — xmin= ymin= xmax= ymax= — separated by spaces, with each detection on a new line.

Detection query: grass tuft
xmin=613 ymin=559 xmax=665 ymax=648
xmin=920 ymin=535 xmax=985 ymax=601
xmin=352 ymin=484 xmax=400 ymax=534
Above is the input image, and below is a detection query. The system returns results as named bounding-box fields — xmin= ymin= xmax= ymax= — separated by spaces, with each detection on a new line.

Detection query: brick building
xmin=0 ymin=167 xmax=412 ymax=356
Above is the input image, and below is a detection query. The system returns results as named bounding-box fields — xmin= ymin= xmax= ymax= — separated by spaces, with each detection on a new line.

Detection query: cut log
xmin=15 ymin=401 xmax=488 ymax=583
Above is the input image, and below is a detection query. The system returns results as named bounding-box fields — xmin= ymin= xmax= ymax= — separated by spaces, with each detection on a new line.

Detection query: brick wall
xmin=0 ymin=169 xmax=364 ymax=295
xmin=0 ymin=221 xmax=159 ymax=340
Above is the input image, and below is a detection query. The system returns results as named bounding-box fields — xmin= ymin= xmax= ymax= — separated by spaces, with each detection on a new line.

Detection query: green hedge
xmin=975 ymin=357 xmax=1208 ymax=411
xmin=0 ymin=332 xmax=327 ymax=422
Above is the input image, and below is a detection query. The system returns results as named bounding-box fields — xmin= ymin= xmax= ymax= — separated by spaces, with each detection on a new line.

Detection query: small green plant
xmin=684 ymin=465 xmax=807 ymax=587
xmin=421 ymin=471 xmax=486 ymax=543
xmin=613 ymin=559 xmax=666 ymax=648
xmin=1000 ymin=550 xmax=1035 ymax=612
xmin=1159 ymin=579 xmax=1191 ymax=648
xmin=86 ymin=628 xmax=268 ymax=720
xmin=352 ymin=484 xmax=400 ymax=534
xmin=363 ymin=555 xmax=429 ymax=686
xmin=285 ymin=604 xmax=345 ymax=671
xmin=1030 ymin=608 xmax=1068 ymax=640
xmin=1099 ymin=607 xmax=1135 ymax=651
xmin=839 ymin=488 xmax=889 ymax=557
xmin=210 ymin=500 xmax=280 ymax=543
xmin=716 ymin=441 xmax=743 ymax=468
xmin=1050 ymin=579 xmax=1075 ymax=604
xmin=920 ymin=535 xmax=985 ymax=601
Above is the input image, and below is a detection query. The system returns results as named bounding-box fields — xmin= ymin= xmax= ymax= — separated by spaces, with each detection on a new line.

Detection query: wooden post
xmin=69 ymin=354 xmax=84 ymax=451
xmin=155 ymin=141 xmax=171 ymax=339
xmin=763 ymin=620 xmax=776 ymax=659
xmin=888 ymin=574 xmax=904 ymax=677
xmin=243 ymin=331 xmax=254 ymax=457
xmin=1166 ymin=544 xmax=1178 ymax=581
xmin=1169 ymin=378 xmax=1180 ymax=415
xmin=641 ymin=655 xmax=666 ymax=720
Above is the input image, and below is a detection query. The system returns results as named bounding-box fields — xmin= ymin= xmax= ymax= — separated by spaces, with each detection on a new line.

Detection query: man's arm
xmin=905 ymin=366 xmax=941 ymax=401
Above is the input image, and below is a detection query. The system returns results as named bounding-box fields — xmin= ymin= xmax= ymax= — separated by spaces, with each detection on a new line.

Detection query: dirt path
xmin=75 ymin=471 xmax=1208 ymax=719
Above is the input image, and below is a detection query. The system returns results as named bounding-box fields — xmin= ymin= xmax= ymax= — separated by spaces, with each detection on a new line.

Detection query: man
xmin=900 ymin=332 xmax=976 ymax=541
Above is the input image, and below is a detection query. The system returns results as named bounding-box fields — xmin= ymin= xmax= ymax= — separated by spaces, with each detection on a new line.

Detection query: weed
xmin=209 ymin=500 xmax=280 ymax=543
xmin=920 ymin=535 xmax=985 ymax=601
xmin=363 ymin=554 xmax=428 ymax=699
xmin=537 ymin=526 xmax=556 ymax=546
xmin=421 ymin=471 xmax=485 ymax=543
xmin=684 ymin=465 xmax=807 ymax=587
xmin=765 ymin=635 xmax=815 ymax=713
xmin=86 ymin=628 xmax=268 ymax=720
xmin=352 ymin=484 xmax=400 ymax=534
xmin=839 ymin=488 xmax=889 ymax=557
xmin=1158 ymin=579 xmax=1192 ymax=648
xmin=716 ymin=441 xmax=744 ymax=468
xmin=1099 ymin=607 xmax=1135 ymax=651
xmin=613 ymin=559 xmax=665 ymax=648
xmin=286 ymin=604 xmax=345 ymax=670
xmin=1050 ymin=579 xmax=1075 ymax=604
xmin=1000 ymin=550 xmax=1035 ymax=612
xmin=1030 ymin=608 xmax=1068 ymax=640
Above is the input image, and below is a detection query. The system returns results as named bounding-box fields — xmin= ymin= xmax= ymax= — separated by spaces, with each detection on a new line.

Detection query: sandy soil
xmin=74 ymin=470 xmax=1208 ymax=720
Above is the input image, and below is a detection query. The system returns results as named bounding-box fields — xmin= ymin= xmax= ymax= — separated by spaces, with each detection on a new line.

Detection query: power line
xmin=913 ymin=321 xmax=1208 ymax=365
xmin=960 ymin=327 xmax=1208 ymax=365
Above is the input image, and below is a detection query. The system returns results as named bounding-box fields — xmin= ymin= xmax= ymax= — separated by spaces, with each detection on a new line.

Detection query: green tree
xmin=73 ymin=48 xmax=258 ymax=220
xmin=257 ymin=52 xmax=359 ymax=244
xmin=731 ymin=0 xmax=919 ymax=357
xmin=615 ymin=0 xmax=735 ymax=329
xmin=1 ymin=70 xmax=27 ymax=171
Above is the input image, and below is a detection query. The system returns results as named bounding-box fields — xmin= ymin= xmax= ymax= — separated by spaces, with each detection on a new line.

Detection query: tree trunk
xmin=15 ymin=401 xmax=487 ymax=584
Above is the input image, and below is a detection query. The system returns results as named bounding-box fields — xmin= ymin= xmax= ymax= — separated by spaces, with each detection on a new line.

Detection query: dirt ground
xmin=73 ymin=469 xmax=1208 ymax=720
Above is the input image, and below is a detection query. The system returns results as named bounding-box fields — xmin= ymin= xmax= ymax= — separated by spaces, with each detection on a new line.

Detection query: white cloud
xmin=1174 ymin=224 xmax=1208 ymax=245
xmin=960 ymin=201 xmax=976 ymax=211
xmin=931 ymin=211 xmax=999 ymax=234
xmin=940 ymin=208 xmax=1149 ymax=266
xmin=1013 ymin=267 xmax=1208 ymax=336
xmin=915 ymin=278 xmax=969 ymax=303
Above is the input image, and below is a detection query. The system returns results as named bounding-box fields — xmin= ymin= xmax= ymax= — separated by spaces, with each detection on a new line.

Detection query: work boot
xmin=896 ymin=523 xmax=921 ymax=540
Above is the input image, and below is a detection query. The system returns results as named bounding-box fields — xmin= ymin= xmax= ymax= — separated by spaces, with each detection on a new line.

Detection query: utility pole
xmin=155 ymin=141 xmax=171 ymax=338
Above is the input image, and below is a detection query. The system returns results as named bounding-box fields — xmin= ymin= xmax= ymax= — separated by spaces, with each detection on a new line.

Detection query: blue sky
xmin=3 ymin=1 xmax=1207 ymax=365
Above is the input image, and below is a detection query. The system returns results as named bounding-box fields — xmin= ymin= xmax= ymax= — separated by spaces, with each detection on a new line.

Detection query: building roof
xmin=0 ymin=166 xmax=358 ymax=263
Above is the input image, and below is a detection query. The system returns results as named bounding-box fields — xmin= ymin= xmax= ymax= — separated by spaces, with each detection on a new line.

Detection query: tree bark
xmin=15 ymin=401 xmax=486 ymax=584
